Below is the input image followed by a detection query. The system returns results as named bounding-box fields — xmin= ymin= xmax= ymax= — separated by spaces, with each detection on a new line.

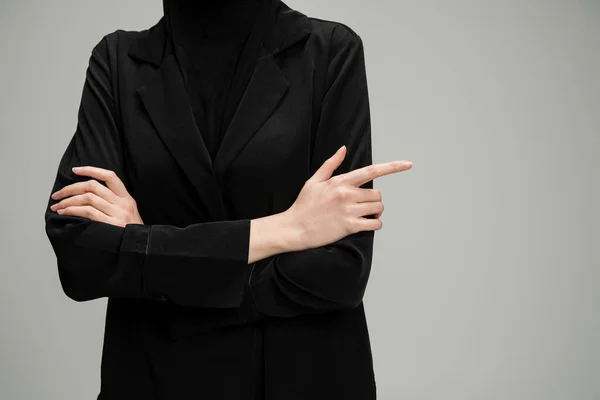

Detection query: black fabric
xmin=44 ymin=2 xmax=377 ymax=399
xmin=163 ymin=0 xmax=277 ymax=162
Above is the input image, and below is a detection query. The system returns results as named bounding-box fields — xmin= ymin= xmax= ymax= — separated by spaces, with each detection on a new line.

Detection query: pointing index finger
xmin=341 ymin=160 xmax=412 ymax=187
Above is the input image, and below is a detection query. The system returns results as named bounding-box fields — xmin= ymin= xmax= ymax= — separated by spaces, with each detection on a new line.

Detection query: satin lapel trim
xmin=212 ymin=48 xmax=290 ymax=183
xmin=136 ymin=53 xmax=227 ymax=221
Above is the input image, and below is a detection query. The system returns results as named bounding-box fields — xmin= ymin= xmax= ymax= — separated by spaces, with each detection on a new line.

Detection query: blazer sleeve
xmin=44 ymin=35 xmax=252 ymax=309
xmin=245 ymin=25 xmax=375 ymax=319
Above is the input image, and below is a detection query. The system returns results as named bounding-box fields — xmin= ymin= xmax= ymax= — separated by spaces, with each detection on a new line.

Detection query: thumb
xmin=310 ymin=145 xmax=346 ymax=182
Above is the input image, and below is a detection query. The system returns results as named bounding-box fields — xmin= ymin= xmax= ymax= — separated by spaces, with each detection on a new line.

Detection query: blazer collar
xmin=128 ymin=1 xmax=311 ymax=66
xmin=127 ymin=1 xmax=311 ymax=222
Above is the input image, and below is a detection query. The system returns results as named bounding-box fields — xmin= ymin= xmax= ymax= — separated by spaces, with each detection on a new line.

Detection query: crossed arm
xmin=44 ymin=26 xmax=411 ymax=329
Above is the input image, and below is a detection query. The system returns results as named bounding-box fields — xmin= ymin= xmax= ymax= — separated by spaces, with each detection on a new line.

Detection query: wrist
xmin=271 ymin=209 xmax=306 ymax=253
xmin=248 ymin=209 xmax=306 ymax=263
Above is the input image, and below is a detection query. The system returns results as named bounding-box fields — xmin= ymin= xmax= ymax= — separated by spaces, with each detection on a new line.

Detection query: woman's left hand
xmin=50 ymin=166 xmax=144 ymax=227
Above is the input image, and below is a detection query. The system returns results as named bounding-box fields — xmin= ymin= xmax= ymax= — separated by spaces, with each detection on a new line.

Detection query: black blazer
xmin=44 ymin=2 xmax=376 ymax=399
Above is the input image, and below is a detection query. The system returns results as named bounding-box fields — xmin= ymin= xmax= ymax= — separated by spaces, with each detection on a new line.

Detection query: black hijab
xmin=162 ymin=0 xmax=279 ymax=162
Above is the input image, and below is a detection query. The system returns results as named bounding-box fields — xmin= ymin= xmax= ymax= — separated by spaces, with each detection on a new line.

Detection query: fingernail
xmin=72 ymin=167 xmax=80 ymax=171
xmin=57 ymin=209 xmax=63 ymax=214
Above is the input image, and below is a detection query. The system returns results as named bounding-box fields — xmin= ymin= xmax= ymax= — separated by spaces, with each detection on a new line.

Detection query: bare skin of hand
xmin=284 ymin=145 xmax=412 ymax=251
xmin=248 ymin=146 xmax=412 ymax=263
xmin=50 ymin=166 xmax=144 ymax=227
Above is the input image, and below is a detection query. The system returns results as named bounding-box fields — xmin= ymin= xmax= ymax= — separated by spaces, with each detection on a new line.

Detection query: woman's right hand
xmin=284 ymin=145 xmax=412 ymax=252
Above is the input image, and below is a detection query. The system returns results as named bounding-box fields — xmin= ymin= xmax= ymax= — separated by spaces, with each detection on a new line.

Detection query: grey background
xmin=1 ymin=0 xmax=599 ymax=399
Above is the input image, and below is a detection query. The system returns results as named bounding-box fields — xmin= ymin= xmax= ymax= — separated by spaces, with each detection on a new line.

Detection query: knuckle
xmin=84 ymin=192 xmax=95 ymax=203
xmin=86 ymin=180 xmax=98 ymax=191
xmin=325 ymin=183 xmax=338 ymax=196
xmin=125 ymin=197 xmax=137 ymax=212
xmin=327 ymin=189 xmax=339 ymax=201
xmin=337 ymin=186 xmax=351 ymax=201
xmin=333 ymin=186 xmax=349 ymax=201
xmin=327 ymin=175 xmax=340 ymax=186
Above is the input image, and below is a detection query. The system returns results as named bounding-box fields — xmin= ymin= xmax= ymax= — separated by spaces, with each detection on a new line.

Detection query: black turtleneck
xmin=163 ymin=0 xmax=276 ymax=163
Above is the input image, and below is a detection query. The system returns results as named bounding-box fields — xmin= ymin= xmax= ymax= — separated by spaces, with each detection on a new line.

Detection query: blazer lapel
xmin=212 ymin=48 xmax=289 ymax=186
xmin=127 ymin=3 xmax=311 ymax=221
xmin=212 ymin=0 xmax=312 ymax=186
xmin=136 ymin=53 xmax=228 ymax=221
xmin=130 ymin=17 xmax=227 ymax=220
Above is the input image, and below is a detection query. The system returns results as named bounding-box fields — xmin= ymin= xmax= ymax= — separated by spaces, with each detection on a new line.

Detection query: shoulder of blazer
xmin=306 ymin=16 xmax=363 ymax=42
xmin=83 ymin=27 xmax=141 ymax=75
xmin=305 ymin=16 xmax=365 ymax=63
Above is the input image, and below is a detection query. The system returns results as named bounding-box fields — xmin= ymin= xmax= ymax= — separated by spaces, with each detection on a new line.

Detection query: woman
xmin=44 ymin=0 xmax=412 ymax=398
